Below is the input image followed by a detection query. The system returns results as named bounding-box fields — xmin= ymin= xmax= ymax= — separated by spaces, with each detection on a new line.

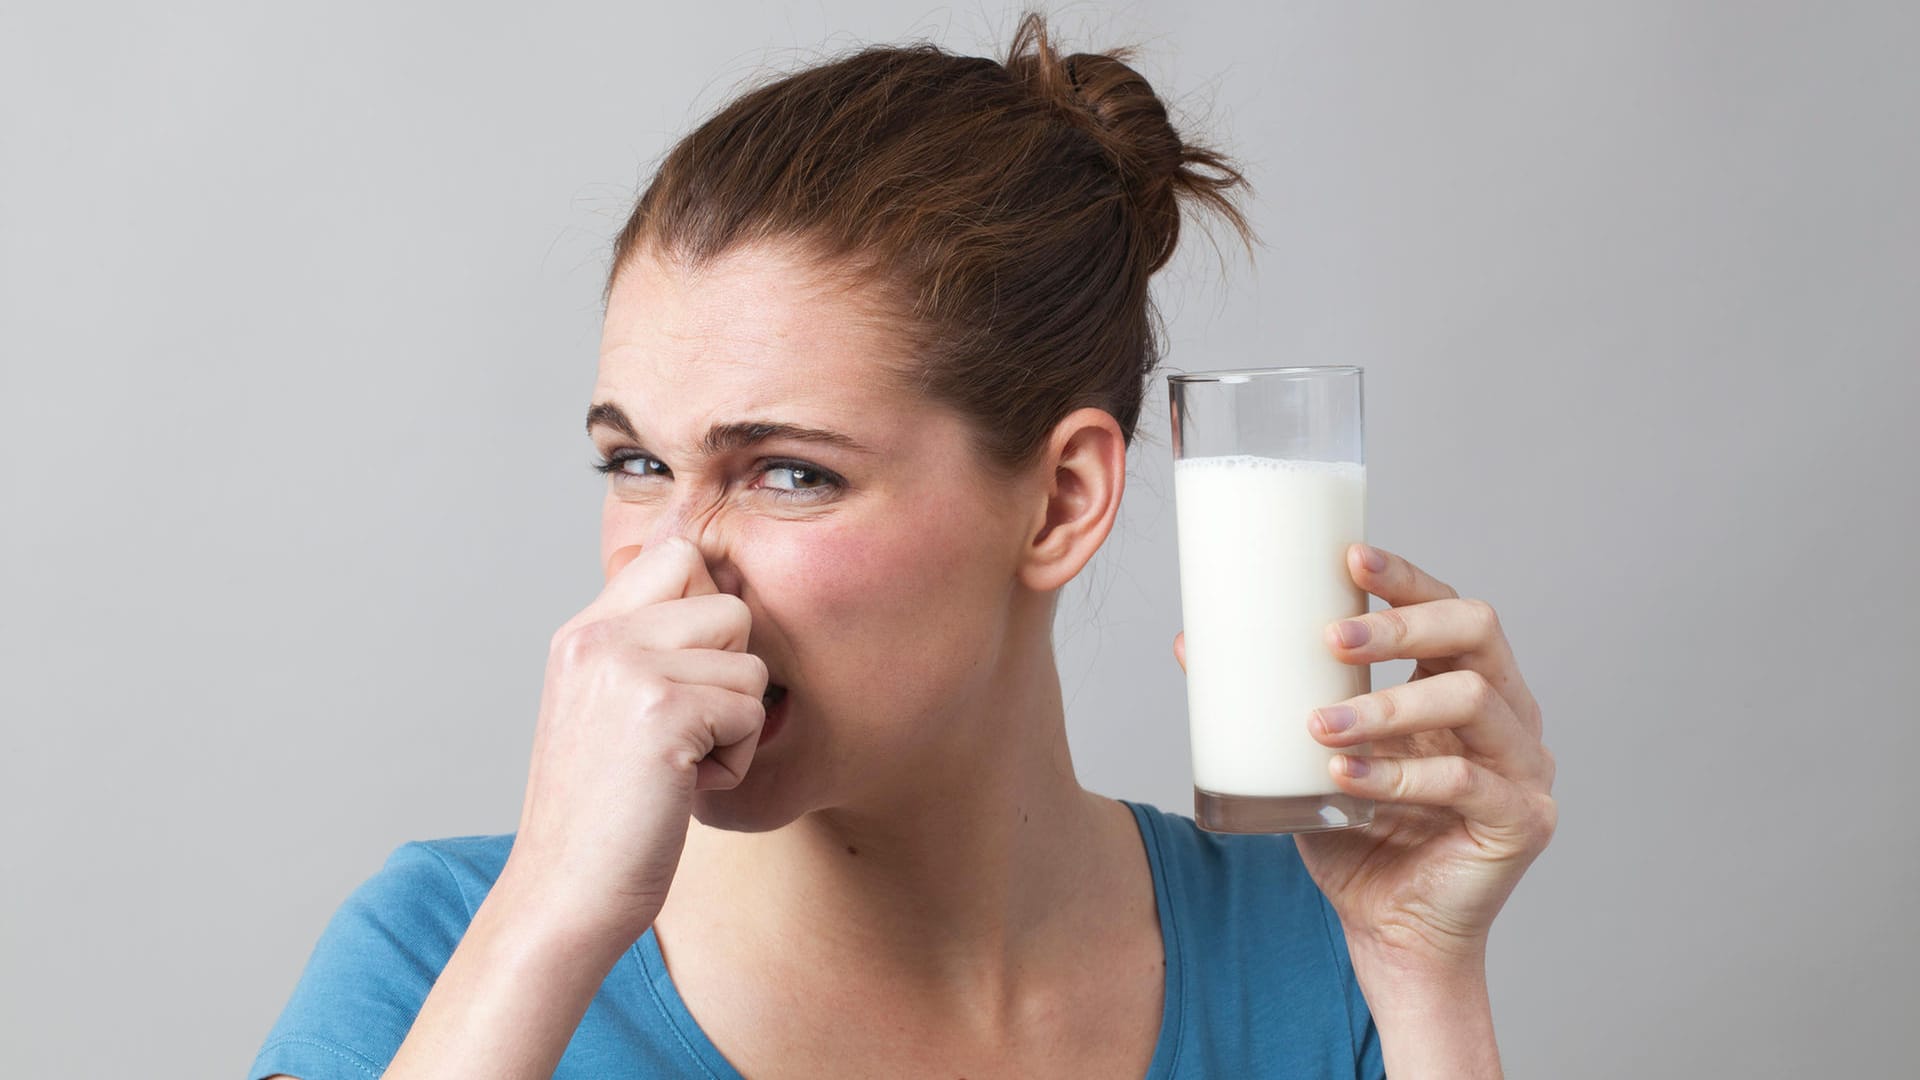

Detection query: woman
xmin=252 ymin=13 xmax=1555 ymax=1079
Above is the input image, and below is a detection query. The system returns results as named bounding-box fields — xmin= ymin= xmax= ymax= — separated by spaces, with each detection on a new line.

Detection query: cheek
xmin=598 ymin=498 xmax=659 ymax=583
xmin=598 ymin=503 xmax=623 ymax=580
xmin=754 ymin=501 xmax=1008 ymax=657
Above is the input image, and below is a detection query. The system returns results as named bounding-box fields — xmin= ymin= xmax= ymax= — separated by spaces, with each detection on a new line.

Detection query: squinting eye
xmin=591 ymin=452 xmax=844 ymax=501
xmin=763 ymin=464 xmax=827 ymax=491
xmin=591 ymin=452 xmax=666 ymax=479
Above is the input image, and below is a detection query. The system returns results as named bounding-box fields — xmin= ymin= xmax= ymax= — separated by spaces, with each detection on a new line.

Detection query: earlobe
xmin=1016 ymin=408 xmax=1127 ymax=593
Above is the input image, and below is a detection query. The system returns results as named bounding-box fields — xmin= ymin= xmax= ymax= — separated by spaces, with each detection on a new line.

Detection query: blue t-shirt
xmin=249 ymin=799 xmax=1384 ymax=1079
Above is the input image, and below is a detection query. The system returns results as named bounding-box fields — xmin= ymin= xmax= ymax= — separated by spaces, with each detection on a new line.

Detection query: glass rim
xmin=1166 ymin=365 xmax=1362 ymax=384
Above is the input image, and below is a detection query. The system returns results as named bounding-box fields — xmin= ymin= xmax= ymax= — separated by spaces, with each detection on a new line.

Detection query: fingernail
xmin=1314 ymin=705 xmax=1356 ymax=734
xmin=1334 ymin=619 xmax=1371 ymax=648
xmin=1341 ymin=755 xmax=1371 ymax=778
xmin=1359 ymin=544 xmax=1387 ymax=573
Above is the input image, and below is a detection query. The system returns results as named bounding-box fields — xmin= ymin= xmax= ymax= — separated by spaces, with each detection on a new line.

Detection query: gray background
xmin=3 ymin=1 xmax=1914 ymax=1076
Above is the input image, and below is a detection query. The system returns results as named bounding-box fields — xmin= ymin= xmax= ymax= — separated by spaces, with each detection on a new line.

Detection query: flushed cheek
xmin=766 ymin=512 xmax=1005 ymax=691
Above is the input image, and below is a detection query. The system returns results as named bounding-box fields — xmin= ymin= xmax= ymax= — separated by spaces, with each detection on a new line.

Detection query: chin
xmin=689 ymin=782 xmax=810 ymax=833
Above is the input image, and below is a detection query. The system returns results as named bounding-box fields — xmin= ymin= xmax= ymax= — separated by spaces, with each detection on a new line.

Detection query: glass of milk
xmin=1168 ymin=366 xmax=1374 ymax=834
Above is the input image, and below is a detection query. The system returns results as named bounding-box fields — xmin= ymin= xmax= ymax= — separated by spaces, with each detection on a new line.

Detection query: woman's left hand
xmin=1174 ymin=543 xmax=1557 ymax=973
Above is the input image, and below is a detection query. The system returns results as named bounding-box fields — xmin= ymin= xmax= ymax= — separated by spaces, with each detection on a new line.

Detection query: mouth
xmin=760 ymin=683 xmax=791 ymax=744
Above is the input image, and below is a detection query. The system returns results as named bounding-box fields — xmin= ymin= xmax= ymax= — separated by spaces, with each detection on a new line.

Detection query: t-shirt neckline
xmin=629 ymin=798 xmax=1186 ymax=1078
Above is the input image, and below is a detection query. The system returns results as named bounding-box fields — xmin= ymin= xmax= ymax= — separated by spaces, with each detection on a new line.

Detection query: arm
xmin=1350 ymin=945 xmax=1502 ymax=1079
xmin=382 ymin=867 xmax=651 ymax=1080
xmin=385 ymin=537 xmax=765 ymax=1076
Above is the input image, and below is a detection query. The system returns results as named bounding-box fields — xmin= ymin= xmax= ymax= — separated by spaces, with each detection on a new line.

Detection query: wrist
xmin=1347 ymin=937 xmax=1502 ymax=1079
xmin=487 ymin=860 xmax=657 ymax=962
xmin=1346 ymin=926 xmax=1489 ymax=987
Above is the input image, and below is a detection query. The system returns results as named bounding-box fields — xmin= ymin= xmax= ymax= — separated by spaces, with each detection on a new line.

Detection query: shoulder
xmin=1124 ymin=799 xmax=1332 ymax=938
xmin=378 ymin=834 xmax=517 ymax=910
xmin=1122 ymin=800 xmax=1383 ymax=1078
xmin=248 ymin=834 xmax=516 ymax=1080
xmin=322 ymin=834 xmax=515 ymax=952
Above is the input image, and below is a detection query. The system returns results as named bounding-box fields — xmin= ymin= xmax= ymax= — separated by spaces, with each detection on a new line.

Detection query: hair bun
xmin=1059 ymin=50 xmax=1183 ymax=199
xmin=1005 ymin=13 xmax=1248 ymax=274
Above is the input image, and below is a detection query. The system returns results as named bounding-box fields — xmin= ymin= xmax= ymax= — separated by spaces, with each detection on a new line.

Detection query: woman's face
xmin=590 ymin=241 xmax=1037 ymax=831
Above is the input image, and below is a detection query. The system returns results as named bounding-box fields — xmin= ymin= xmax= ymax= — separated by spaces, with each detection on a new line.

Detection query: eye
xmin=590 ymin=452 xmax=844 ymax=500
xmin=760 ymin=461 xmax=844 ymax=499
xmin=591 ymin=451 xmax=667 ymax=479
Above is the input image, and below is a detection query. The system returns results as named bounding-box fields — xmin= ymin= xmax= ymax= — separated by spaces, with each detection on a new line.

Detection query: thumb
xmin=1173 ymin=631 xmax=1186 ymax=672
xmin=601 ymin=538 xmax=721 ymax=596
xmin=604 ymin=544 xmax=645 ymax=584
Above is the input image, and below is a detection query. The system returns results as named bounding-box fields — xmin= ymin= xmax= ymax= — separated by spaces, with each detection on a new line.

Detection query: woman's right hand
xmin=499 ymin=535 xmax=770 ymax=943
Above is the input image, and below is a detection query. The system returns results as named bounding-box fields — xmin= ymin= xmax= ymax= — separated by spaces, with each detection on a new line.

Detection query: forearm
xmin=1349 ymin=945 xmax=1503 ymax=1079
xmin=384 ymin=869 xmax=649 ymax=1079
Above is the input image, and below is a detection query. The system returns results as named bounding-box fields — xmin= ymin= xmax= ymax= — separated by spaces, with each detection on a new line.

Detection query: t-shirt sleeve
xmin=1316 ymin=889 xmax=1387 ymax=1080
xmin=247 ymin=841 xmax=474 ymax=1080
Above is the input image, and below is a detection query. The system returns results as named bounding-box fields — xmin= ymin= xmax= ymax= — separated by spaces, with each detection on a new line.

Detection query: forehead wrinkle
xmin=594 ymin=241 xmax=932 ymax=450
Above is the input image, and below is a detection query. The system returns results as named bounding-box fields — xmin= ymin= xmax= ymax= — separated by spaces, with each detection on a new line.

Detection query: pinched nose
xmin=601 ymin=527 xmax=747 ymax=598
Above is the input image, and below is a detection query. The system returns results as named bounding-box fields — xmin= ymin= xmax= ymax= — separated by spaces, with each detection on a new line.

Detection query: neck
xmin=655 ymin=599 xmax=1128 ymax=1004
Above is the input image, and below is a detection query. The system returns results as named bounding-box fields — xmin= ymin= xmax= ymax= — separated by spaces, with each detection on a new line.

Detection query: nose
xmin=621 ymin=506 xmax=745 ymax=597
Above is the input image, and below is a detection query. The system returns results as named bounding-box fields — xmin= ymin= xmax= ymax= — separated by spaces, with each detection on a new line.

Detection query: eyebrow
xmin=585 ymin=401 xmax=876 ymax=456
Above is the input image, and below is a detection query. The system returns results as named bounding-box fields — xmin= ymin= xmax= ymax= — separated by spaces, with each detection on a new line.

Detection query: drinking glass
xmin=1168 ymin=366 xmax=1375 ymax=834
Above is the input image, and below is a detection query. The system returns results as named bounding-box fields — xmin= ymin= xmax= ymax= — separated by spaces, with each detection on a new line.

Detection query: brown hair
xmin=603 ymin=11 xmax=1256 ymax=477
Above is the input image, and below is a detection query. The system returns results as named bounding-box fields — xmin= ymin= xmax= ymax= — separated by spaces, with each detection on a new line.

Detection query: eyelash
xmin=590 ymin=451 xmax=846 ymax=499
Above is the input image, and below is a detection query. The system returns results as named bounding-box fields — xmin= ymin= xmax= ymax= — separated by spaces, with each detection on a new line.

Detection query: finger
xmin=695 ymin=731 xmax=761 ymax=790
xmin=1325 ymin=596 xmax=1517 ymax=663
xmin=1342 ymin=545 xmax=1544 ymax=736
xmin=1173 ymin=631 xmax=1187 ymax=672
xmin=579 ymin=537 xmax=718 ymax=625
xmin=604 ymin=544 xmax=644 ymax=584
xmin=668 ymin=682 xmax=765 ymax=790
xmin=1345 ymin=543 xmax=1459 ymax=608
xmin=624 ymin=592 xmax=754 ymax=653
xmin=1325 ymin=591 xmax=1543 ymax=741
xmin=650 ymin=647 xmax=771 ymax=699
xmin=1309 ymin=669 xmax=1546 ymax=785
xmin=603 ymin=539 xmax=720 ymax=596
xmin=1329 ymin=752 xmax=1554 ymax=850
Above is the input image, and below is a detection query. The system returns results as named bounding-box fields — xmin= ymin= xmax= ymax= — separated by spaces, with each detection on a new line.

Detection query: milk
xmin=1173 ymin=455 xmax=1369 ymax=797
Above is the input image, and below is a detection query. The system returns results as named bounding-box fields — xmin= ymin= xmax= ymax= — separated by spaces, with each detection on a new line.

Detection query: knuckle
xmin=1533 ymin=793 xmax=1559 ymax=845
xmin=662 ymin=536 xmax=702 ymax=572
xmin=1465 ymin=597 xmax=1501 ymax=635
xmin=656 ymin=732 xmax=707 ymax=774
xmin=550 ymin=620 xmax=608 ymax=667
xmin=632 ymin=673 xmax=677 ymax=714
xmin=1378 ymin=605 xmax=1413 ymax=643
xmin=1458 ymin=668 xmax=1499 ymax=711
xmin=1538 ymin=744 xmax=1558 ymax=789
xmin=1388 ymin=759 xmax=1418 ymax=802
xmin=1443 ymin=755 xmax=1479 ymax=798
xmin=1371 ymin=689 xmax=1400 ymax=728
xmin=741 ymin=691 xmax=769 ymax=724
xmin=716 ymin=591 xmax=752 ymax=622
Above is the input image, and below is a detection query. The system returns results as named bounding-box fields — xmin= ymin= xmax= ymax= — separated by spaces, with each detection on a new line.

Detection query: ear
xmin=1016 ymin=407 xmax=1128 ymax=593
